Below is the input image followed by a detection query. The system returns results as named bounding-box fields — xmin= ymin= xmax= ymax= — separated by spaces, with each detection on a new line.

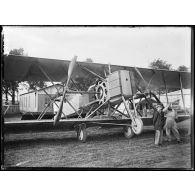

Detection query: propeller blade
xmin=134 ymin=67 xmax=149 ymax=91
xmin=134 ymin=67 xmax=147 ymax=86
xmin=53 ymin=95 xmax=64 ymax=125
xmin=54 ymin=56 xmax=77 ymax=125
xmin=66 ymin=56 xmax=77 ymax=86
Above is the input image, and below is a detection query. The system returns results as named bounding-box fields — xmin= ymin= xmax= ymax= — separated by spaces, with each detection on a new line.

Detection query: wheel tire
xmin=132 ymin=117 xmax=143 ymax=135
xmin=77 ymin=124 xmax=87 ymax=143
xmin=124 ymin=126 xmax=134 ymax=139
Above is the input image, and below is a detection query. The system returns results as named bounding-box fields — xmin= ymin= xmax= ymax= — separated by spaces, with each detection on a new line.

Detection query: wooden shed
xmin=19 ymin=84 xmax=63 ymax=119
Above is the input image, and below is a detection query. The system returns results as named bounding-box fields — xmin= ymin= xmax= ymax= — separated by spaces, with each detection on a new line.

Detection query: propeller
xmin=54 ymin=56 xmax=77 ymax=125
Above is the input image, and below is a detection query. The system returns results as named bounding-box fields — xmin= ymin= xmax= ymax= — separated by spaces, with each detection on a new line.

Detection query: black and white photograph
xmin=1 ymin=26 xmax=193 ymax=169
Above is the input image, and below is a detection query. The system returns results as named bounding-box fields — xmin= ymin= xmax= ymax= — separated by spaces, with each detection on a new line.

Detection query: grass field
xmin=2 ymin=118 xmax=192 ymax=169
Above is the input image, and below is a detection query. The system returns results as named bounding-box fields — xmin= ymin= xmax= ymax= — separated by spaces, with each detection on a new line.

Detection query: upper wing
xmin=4 ymin=54 xmax=191 ymax=90
xmin=4 ymin=55 xmax=70 ymax=82
xmin=118 ymin=66 xmax=191 ymax=90
xmin=3 ymin=54 xmax=108 ymax=82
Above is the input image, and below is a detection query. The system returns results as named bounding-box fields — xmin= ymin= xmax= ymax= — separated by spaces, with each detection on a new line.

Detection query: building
xmin=19 ymin=84 xmax=63 ymax=119
xmin=159 ymin=89 xmax=191 ymax=111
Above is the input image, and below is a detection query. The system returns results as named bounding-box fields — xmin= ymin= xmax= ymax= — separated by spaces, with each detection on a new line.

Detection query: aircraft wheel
xmin=132 ymin=117 xmax=143 ymax=135
xmin=77 ymin=124 xmax=87 ymax=143
xmin=124 ymin=126 xmax=134 ymax=139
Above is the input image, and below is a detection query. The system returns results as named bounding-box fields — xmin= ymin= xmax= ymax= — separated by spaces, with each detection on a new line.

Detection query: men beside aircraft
xmin=153 ymin=102 xmax=182 ymax=146
xmin=163 ymin=104 xmax=181 ymax=143
xmin=153 ymin=103 xmax=165 ymax=146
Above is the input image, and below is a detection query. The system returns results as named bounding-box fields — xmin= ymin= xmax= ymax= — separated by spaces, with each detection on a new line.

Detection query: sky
xmin=3 ymin=26 xmax=191 ymax=70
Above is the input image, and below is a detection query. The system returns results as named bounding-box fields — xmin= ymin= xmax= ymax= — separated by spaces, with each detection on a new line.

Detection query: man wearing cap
xmin=153 ymin=103 xmax=167 ymax=145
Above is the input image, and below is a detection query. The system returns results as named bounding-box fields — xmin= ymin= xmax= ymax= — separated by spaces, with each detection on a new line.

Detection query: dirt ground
xmin=2 ymin=118 xmax=192 ymax=169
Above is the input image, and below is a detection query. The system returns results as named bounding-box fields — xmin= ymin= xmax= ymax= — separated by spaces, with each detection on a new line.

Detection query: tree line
xmin=3 ymin=48 xmax=46 ymax=105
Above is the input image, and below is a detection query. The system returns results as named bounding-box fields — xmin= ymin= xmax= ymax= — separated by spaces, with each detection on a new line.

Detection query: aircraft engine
xmin=94 ymin=70 xmax=136 ymax=105
xmin=94 ymin=79 xmax=108 ymax=104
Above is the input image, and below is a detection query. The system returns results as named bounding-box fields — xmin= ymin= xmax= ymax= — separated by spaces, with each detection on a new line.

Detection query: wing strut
xmin=158 ymin=89 xmax=161 ymax=100
xmin=85 ymin=100 xmax=109 ymax=119
xmin=134 ymin=67 xmax=148 ymax=89
xmin=65 ymin=98 xmax=83 ymax=118
xmin=70 ymin=78 xmax=82 ymax=94
xmin=108 ymin=63 xmax=111 ymax=74
xmin=39 ymin=87 xmax=66 ymax=119
xmin=146 ymin=70 xmax=156 ymax=89
xmin=38 ymin=64 xmax=59 ymax=94
xmin=79 ymin=64 xmax=106 ymax=81
xmin=162 ymin=71 xmax=169 ymax=104
xmin=121 ymin=96 xmax=136 ymax=124
xmin=179 ymin=73 xmax=187 ymax=114
xmin=111 ymin=105 xmax=129 ymax=118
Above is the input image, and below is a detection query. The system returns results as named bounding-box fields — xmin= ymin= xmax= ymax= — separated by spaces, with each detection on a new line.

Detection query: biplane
xmin=3 ymin=54 xmax=191 ymax=142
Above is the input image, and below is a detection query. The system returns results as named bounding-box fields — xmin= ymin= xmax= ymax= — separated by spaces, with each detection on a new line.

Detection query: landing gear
xmin=131 ymin=116 xmax=143 ymax=135
xmin=124 ymin=125 xmax=135 ymax=139
xmin=123 ymin=117 xmax=143 ymax=138
xmin=76 ymin=123 xmax=87 ymax=143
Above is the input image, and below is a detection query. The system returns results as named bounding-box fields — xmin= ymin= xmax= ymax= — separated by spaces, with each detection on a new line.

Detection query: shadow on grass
xmin=4 ymin=131 xmax=134 ymax=148
xmin=3 ymin=127 xmax=190 ymax=149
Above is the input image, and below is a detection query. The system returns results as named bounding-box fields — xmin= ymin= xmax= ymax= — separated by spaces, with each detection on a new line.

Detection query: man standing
xmin=153 ymin=103 xmax=166 ymax=145
xmin=163 ymin=105 xmax=181 ymax=143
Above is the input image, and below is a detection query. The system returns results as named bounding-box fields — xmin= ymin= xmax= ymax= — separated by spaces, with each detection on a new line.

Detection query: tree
xmin=2 ymin=80 xmax=12 ymax=104
xmin=149 ymin=58 xmax=174 ymax=94
xmin=177 ymin=65 xmax=189 ymax=71
xmin=3 ymin=48 xmax=46 ymax=104
xmin=2 ymin=79 xmax=19 ymax=105
xmin=149 ymin=58 xmax=172 ymax=70
xmin=10 ymin=48 xmax=46 ymax=92
xmin=27 ymin=81 xmax=47 ymax=91
xmin=9 ymin=49 xmax=24 ymax=104
xmin=3 ymin=48 xmax=25 ymax=104
xmin=70 ymin=76 xmax=94 ymax=91
xmin=85 ymin=58 xmax=93 ymax=63
xmin=9 ymin=48 xmax=24 ymax=56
